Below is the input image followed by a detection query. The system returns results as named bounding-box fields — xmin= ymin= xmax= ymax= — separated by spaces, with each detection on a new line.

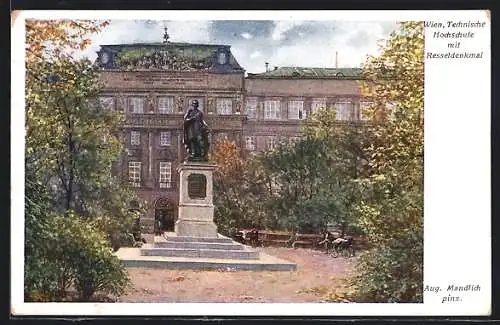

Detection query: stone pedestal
xmin=174 ymin=162 xmax=218 ymax=238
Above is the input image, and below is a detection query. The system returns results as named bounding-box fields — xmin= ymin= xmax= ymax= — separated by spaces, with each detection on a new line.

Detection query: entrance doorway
xmin=154 ymin=198 xmax=175 ymax=232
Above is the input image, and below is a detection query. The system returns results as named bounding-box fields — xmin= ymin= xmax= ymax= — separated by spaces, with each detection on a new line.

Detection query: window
xmin=160 ymin=131 xmax=171 ymax=146
xmin=131 ymin=131 xmax=141 ymax=146
xmin=311 ymin=99 xmax=326 ymax=115
xmin=158 ymin=96 xmax=174 ymax=114
xmin=288 ymin=100 xmax=306 ymax=120
xmin=264 ymin=100 xmax=281 ymax=120
xmin=216 ymin=132 xmax=229 ymax=144
xmin=99 ymin=96 xmax=114 ymax=110
xmin=266 ymin=136 xmax=278 ymax=150
xmin=245 ymin=99 xmax=258 ymax=119
xmin=245 ymin=136 xmax=256 ymax=151
xmin=128 ymin=161 xmax=142 ymax=187
xmin=359 ymin=101 xmax=373 ymax=120
xmin=159 ymin=161 xmax=172 ymax=189
xmin=129 ymin=97 xmax=144 ymax=114
xmin=217 ymin=98 xmax=233 ymax=115
xmin=334 ymin=101 xmax=353 ymax=121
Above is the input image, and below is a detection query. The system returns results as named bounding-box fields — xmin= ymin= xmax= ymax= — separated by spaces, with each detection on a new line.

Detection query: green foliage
xmin=352 ymin=21 xmax=424 ymax=303
xmin=25 ymin=51 xmax=142 ymax=249
xmin=26 ymin=212 xmax=130 ymax=301
xmin=212 ymin=141 xmax=271 ymax=235
xmin=212 ymin=111 xmax=370 ymax=235
xmin=256 ymin=109 xmax=370 ymax=234
xmin=26 ymin=57 xmax=124 ymax=215
xmin=24 ymin=20 xmax=136 ymax=302
xmin=24 ymin=177 xmax=62 ymax=300
xmin=259 ymin=136 xmax=331 ymax=232
xmin=117 ymin=46 xmax=213 ymax=68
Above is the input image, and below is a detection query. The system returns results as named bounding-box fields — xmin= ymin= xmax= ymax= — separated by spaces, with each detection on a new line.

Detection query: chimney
xmin=265 ymin=62 xmax=269 ymax=72
xmin=163 ymin=26 xmax=170 ymax=44
xmin=335 ymin=51 xmax=338 ymax=68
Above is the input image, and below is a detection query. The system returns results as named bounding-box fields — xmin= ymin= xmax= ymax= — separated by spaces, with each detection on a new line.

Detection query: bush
xmin=92 ymin=211 xmax=141 ymax=251
xmin=353 ymin=232 xmax=423 ymax=302
xmin=25 ymin=212 xmax=130 ymax=301
xmin=352 ymin=191 xmax=423 ymax=303
xmin=73 ymin=243 xmax=130 ymax=301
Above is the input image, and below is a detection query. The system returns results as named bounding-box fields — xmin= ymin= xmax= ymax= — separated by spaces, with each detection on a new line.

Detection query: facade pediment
xmin=97 ymin=43 xmax=244 ymax=73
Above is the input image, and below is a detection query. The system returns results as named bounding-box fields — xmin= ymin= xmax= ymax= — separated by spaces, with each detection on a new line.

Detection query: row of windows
xmin=128 ymin=161 xmax=172 ymax=188
xmin=128 ymin=131 xmax=232 ymax=147
xmin=127 ymin=132 xmax=302 ymax=151
xmin=244 ymin=135 xmax=301 ymax=151
xmin=247 ymin=99 xmax=372 ymax=121
xmin=99 ymin=96 xmax=373 ymax=121
xmin=99 ymin=96 xmax=235 ymax=115
xmin=130 ymin=131 xmax=173 ymax=146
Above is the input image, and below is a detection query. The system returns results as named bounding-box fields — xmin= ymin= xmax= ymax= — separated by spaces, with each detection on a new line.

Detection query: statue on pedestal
xmin=183 ymin=100 xmax=210 ymax=162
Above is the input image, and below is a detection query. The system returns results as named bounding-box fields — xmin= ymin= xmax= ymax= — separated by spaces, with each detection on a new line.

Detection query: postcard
xmin=11 ymin=10 xmax=491 ymax=316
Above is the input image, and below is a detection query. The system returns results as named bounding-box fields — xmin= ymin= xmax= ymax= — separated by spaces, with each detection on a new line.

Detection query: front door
xmin=156 ymin=208 xmax=175 ymax=232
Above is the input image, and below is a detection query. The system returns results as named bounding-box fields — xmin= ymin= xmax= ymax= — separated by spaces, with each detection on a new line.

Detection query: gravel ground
xmin=118 ymin=240 xmax=357 ymax=303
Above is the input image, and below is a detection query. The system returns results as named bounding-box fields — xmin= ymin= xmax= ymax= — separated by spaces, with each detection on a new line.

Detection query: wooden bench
xmin=291 ymin=233 xmax=324 ymax=249
xmin=259 ymin=230 xmax=292 ymax=247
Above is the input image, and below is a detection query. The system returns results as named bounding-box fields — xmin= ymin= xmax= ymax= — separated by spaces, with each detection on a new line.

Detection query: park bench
xmin=259 ymin=230 xmax=291 ymax=247
xmin=290 ymin=233 xmax=324 ymax=249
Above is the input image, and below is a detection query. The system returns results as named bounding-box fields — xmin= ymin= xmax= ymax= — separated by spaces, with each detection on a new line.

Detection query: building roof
xmin=246 ymin=67 xmax=363 ymax=79
xmin=97 ymin=42 xmax=244 ymax=72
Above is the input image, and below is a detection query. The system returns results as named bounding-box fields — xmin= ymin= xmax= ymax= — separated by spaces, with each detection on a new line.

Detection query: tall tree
xmin=24 ymin=20 xmax=133 ymax=301
xmin=257 ymin=109 xmax=370 ymax=234
xmin=211 ymin=141 xmax=270 ymax=235
xmin=26 ymin=19 xmax=138 ymax=224
xmin=26 ymin=20 xmax=108 ymax=64
xmin=353 ymin=21 xmax=424 ymax=302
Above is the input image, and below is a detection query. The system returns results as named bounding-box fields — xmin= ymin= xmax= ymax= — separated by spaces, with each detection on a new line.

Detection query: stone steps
xmin=154 ymin=241 xmax=244 ymax=250
xmin=162 ymin=235 xmax=233 ymax=244
xmin=140 ymin=246 xmax=259 ymax=260
xmin=117 ymin=248 xmax=297 ymax=271
xmin=116 ymin=232 xmax=297 ymax=270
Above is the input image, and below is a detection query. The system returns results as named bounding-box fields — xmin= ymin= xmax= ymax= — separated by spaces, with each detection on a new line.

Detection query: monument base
xmin=174 ymin=219 xmax=218 ymax=238
xmin=176 ymin=162 xmax=218 ymax=238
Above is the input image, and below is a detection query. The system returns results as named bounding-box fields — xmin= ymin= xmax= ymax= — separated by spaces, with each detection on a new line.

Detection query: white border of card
xmin=11 ymin=10 xmax=491 ymax=316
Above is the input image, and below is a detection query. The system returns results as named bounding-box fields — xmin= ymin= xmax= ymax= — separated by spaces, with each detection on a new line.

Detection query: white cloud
xmin=241 ymin=32 xmax=253 ymax=39
xmin=270 ymin=21 xmax=302 ymax=40
xmin=78 ymin=20 xmax=211 ymax=61
xmin=249 ymin=50 xmax=262 ymax=59
xmin=77 ymin=20 xmax=396 ymax=73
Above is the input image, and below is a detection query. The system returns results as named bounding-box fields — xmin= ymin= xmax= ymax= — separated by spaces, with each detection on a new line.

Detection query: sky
xmin=82 ymin=20 xmax=398 ymax=73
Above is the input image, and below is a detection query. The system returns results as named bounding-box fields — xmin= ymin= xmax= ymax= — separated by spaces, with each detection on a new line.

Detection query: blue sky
xmin=82 ymin=20 xmax=398 ymax=73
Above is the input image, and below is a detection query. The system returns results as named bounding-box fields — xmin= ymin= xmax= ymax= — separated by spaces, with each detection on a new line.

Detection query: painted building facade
xmin=96 ymin=41 xmax=369 ymax=232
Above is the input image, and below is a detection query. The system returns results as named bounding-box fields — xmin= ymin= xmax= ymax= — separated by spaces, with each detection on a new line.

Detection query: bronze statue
xmin=183 ymin=100 xmax=210 ymax=161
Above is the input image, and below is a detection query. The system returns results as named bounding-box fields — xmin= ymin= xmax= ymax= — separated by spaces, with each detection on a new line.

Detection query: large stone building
xmin=96 ymin=39 xmax=369 ymax=232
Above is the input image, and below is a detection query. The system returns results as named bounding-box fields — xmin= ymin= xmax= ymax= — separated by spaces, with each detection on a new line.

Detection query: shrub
xmin=353 ymin=232 xmax=423 ymax=302
xmin=73 ymin=242 xmax=130 ymax=301
xmin=92 ymin=212 xmax=141 ymax=251
xmin=25 ymin=212 xmax=130 ymax=301
xmin=352 ymin=191 xmax=423 ymax=303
